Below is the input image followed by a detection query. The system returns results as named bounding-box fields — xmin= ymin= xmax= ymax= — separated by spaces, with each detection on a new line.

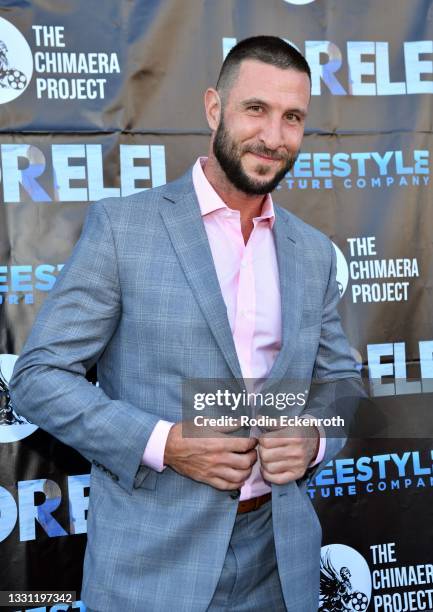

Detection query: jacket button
xmin=230 ymin=489 xmax=241 ymax=500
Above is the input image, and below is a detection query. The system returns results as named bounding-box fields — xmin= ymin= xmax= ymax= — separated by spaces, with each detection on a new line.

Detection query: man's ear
xmin=204 ymin=88 xmax=222 ymax=131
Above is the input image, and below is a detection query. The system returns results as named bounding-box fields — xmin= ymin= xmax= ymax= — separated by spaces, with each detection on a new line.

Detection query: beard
xmin=212 ymin=115 xmax=298 ymax=195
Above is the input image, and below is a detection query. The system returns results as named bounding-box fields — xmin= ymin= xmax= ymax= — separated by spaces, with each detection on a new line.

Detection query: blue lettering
xmin=18 ymin=479 xmax=68 ymax=542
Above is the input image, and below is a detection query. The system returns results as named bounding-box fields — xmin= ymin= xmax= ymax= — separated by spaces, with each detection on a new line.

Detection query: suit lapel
xmin=159 ymin=178 xmax=243 ymax=381
xmin=264 ymin=207 xmax=304 ymax=387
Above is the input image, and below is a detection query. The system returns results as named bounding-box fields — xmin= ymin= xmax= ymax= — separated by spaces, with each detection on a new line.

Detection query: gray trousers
xmin=85 ymin=498 xmax=286 ymax=612
xmin=207 ymin=498 xmax=286 ymax=611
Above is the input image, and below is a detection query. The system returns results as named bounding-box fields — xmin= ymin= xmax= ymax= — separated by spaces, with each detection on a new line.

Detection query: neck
xmin=202 ymin=155 xmax=266 ymax=222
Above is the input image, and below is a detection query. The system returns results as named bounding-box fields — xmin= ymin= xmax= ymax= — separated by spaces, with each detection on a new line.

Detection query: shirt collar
xmin=192 ymin=156 xmax=275 ymax=228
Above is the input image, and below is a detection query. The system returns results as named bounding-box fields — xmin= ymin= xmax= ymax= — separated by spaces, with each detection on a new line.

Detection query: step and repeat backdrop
xmin=0 ymin=1 xmax=432 ymax=610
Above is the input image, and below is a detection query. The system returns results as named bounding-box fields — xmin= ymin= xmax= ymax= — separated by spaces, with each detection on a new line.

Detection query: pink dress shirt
xmin=142 ymin=157 xmax=325 ymax=500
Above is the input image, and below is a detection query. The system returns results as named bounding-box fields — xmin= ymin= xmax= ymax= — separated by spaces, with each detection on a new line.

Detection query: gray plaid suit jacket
xmin=10 ymin=169 xmax=361 ymax=612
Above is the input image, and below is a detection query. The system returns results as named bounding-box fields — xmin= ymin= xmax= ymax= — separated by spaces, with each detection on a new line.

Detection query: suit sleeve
xmin=303 ymin=239 xmax=365 ymax=471
xmin=9 ymin=201 xmax=161 ymax=495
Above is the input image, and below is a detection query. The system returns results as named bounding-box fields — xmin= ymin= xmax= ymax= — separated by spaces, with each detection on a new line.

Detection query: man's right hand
xmin=163 ymin=422 xmax=258 ymax=491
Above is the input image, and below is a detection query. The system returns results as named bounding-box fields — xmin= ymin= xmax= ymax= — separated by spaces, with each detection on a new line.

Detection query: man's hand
xmin=164 ymin=422 xmax=258 ymax=491
xmin=258 ymin=425 xmax=319 ymax=485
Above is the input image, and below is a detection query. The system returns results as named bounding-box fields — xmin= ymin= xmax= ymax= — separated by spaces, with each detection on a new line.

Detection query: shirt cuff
xmin=141 ymin=419 xmax=175 ymax=472
xmin=303 ymin=414 xmax=326 ymax=468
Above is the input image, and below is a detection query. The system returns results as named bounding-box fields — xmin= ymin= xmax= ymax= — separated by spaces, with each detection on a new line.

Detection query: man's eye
xmin=248 ymin=105 xmax=263 ymax=112
xmin=286 ymin=113 xmax=300 ymax=122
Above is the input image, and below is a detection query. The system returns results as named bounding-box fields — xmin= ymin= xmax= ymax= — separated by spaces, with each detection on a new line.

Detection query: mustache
xmin=244 ymin=145 xmax=289 ymax=161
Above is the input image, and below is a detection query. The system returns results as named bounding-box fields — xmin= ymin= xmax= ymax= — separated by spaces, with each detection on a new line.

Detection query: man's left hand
xmin=258 ymin=425 xmax=319 ymax=485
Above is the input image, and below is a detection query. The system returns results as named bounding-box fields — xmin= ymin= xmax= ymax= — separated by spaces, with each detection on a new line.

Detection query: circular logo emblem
xmin=332 ymin=242 xmax=349 ymax=298
xmin=0 ymin=17 xmax=33 ymax=104
xmin=320 ymin=544 xmax=372 ymax=611
xmin=0 ymin=354 xmax=38 ymax=442
xmin=283 ymin=0 xmax=316 ymax=5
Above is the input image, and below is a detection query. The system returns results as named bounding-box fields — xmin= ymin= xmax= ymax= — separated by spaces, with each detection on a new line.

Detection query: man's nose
xmin=259 ymin=116 xmax=285 ymax=151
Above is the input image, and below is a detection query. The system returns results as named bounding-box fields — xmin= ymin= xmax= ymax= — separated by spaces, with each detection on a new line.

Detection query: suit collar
xmin=159 ymin=168 xmax=196 ymax=203
xmin=191 ymin=157 xmax=276 ymax=227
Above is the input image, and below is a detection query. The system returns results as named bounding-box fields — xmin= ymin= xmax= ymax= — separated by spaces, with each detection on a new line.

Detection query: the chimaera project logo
xmin=320 ymin=544 xmax=372 ymax=611
xmin=0 ymin=354 xmax=38 ymax=442
xmin=332 ymin=242 xmax=349 ymax=298
xmin=0 ymin=17 xmax=33 ymax=104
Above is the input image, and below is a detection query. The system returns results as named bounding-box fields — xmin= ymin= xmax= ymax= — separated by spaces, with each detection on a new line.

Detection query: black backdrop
xmin=0 ymin=1 xmax=432 ymax=610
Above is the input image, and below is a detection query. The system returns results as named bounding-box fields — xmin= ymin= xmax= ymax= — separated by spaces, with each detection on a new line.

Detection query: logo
xmin=367 ymin=339 xmax=433 ymax=397
xmin=0 ymin=474 xmax=90 ymax=542
xmin=283 ymin=0 xmax=316 ymax=4
xmin=285 ymin=150 xmax=429 ymax=191
xmin=0 ymin=354 xmax=38 ymax=442
xmin=327 ymin=236 xmax=421 ymax=306
xmin=332 ymin=243 xmax=349 ymax=298
xmin=320 ymin=544 xmax=372 ymax=611
xmin=31 ymin=24 xmax=120 ymax=101
xmin=0 ymin=144 xmax=167 ymax=204
xmin=0 ymin=17 xmax=33 ymax=104
xmin=309 ymin=448 xmax=433 ymax=499
xmin=223 ymin=38 xmax=433 ymax=96
xmin=0 ymin=264 xmax=64 ymax=305
xmin=346 ymin=235 xmax=420 ymax=306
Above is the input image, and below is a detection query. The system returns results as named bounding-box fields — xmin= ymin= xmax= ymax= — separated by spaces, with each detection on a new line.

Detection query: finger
xmin=221 ymin=436 xmax=258 ymax=453
xmin=212 ymin=451 xmax=251 ymax=469
xmin=199 ymin=433 xmax=257 ymax=454
xmin=259 ymin=424 xmax=310 ymax=440
xmin=260 ymin=467 xmax=298 ymax=485
xmin=258 ymin=434 xmax=308 ymax=449
xmin=258 ymin=435 xmax=288 ymax=449
xmin=210 ymin=477 xmax=246 ymax=491
xmin=259 ymin=459 xmax=293 ymax=475
xmin=219 ymin=466 xmax=252 ymax=484
xmin=226 ymin=449 xmax=257 ymax=470
xmin=258 ymin=445 xmax=294 ymax=463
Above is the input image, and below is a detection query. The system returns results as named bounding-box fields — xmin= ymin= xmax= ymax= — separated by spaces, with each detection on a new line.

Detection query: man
xmin=10 ymin=36 xmax=361 ymax=611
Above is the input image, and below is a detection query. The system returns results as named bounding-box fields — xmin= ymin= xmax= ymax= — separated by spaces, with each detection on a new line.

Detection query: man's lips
xmin=248 ymin=151 xmax=283 ymax=162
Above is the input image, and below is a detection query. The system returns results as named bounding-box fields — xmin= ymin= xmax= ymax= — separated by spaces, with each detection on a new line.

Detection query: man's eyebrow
xmin=240 ymin=97 xmax=268 ymax=108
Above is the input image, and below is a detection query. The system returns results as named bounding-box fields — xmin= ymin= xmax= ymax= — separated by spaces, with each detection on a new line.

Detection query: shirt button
xmin=240 ymin=260 xmax=248 ymax=268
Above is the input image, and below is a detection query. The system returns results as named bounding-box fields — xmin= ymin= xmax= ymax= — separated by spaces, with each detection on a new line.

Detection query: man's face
xmin=212 ymin=59 xmax=310 ymax=195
